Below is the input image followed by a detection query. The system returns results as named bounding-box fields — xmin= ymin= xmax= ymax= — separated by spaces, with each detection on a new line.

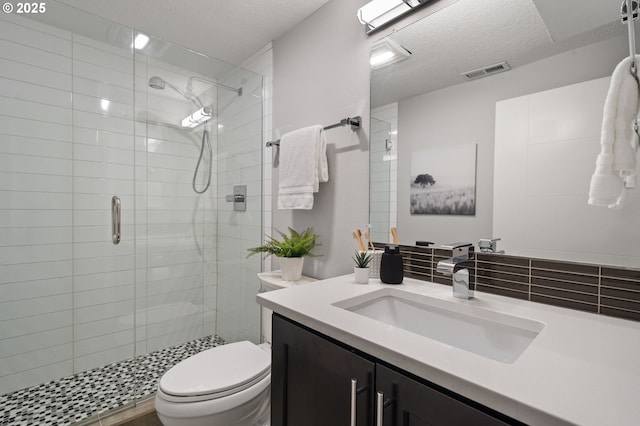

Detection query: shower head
xmin=148 ymin=75 xmax=203 ymax=108
xmin=148 ymin=76 xmax=165 ymax=90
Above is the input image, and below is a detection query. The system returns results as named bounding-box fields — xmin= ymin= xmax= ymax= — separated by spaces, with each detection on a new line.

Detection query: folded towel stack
xmin=588 ymin=55 xmax=640 ymax=208
xmin=277 ymin=125 xmax=328 ymax=210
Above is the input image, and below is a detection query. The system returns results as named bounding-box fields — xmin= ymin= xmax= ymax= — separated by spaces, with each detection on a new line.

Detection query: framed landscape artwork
xmin=410 ymin=143 xmax=477 ymax=215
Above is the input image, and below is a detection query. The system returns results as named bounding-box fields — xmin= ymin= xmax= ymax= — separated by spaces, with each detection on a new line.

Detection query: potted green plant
xmin=353 ymin=250 xmax=372 ymax=284
xmin=247 ymin=227 xmax=319 ymax=281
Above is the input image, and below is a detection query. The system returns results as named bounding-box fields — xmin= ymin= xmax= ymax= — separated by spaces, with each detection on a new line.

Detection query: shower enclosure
xmin=0 ymin=2 xmax=263 ymax=423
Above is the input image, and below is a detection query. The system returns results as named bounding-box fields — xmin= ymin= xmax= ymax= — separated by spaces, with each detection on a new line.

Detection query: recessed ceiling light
xmin=133 ymin=33 xmax=149 ymax=50
xmin=100 ymin=99 xmax=110 ymax=111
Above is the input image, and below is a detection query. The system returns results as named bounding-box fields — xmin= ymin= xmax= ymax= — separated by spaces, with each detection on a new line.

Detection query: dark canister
xmin=380 ymin=245 xmax=403 ymax=284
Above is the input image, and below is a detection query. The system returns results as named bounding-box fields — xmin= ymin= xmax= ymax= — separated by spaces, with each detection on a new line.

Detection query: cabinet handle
xmin=111 ymin=195 xmax=121 ymax=245
xmin=376 ymin=391 xmax=384 ymax=426
xmin=350 ymin=378 xmax=357 ymax=426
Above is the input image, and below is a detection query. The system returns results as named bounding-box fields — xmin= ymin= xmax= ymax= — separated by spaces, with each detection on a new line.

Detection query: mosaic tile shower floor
xmin=0 ymin=335 xmax=225 ymax=426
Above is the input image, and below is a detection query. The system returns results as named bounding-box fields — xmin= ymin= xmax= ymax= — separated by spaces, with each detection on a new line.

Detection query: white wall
xmin=397 ymin=35 xmax=629 ymax=248
xmin=272 ymin=0 xmax=371 ymax=279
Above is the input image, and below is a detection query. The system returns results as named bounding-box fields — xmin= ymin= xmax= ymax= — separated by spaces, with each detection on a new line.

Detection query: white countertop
xmin=256 ymin=275 xmax=640 ymax=426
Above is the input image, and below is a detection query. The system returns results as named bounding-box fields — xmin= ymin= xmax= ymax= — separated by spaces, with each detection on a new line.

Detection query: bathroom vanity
xmin=257 ymin=275 xmax=640 ymax=426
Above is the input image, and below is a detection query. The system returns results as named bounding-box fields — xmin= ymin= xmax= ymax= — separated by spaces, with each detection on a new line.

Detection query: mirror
xmin=370 ymin=0 xmax=640 ymax=268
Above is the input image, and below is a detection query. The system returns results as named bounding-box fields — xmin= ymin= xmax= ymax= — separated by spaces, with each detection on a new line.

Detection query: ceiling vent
xmin=461 ymin=61 xmax=511 ymax=81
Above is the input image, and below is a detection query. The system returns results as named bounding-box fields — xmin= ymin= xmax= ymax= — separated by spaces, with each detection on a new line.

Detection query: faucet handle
xmin=441 ymin=242 xmax=473 ymax=261
xmin=441 ymin=242 xmax=473 ymax=250
xmin=478 ymin=238 xmax=501 ymax=253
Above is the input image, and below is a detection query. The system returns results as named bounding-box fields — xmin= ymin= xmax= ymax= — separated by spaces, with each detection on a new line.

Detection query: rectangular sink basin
xmin=333 ymin=288 xmax=544 ymax=363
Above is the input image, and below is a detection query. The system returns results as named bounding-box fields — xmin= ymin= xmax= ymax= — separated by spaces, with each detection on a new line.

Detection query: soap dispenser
xmin=380 ymin=245 xmax=403 ymax=284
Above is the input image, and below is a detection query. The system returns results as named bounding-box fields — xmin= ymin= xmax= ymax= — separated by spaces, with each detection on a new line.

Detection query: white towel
xmin=588 ymin=55 xmax=640 ymax=208
xmin=277 ymin=125 xmax=328 ymax=210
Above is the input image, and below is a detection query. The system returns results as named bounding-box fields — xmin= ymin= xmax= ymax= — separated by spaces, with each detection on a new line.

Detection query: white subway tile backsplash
xmin=0 ymin=310 xmax=72 ymax=341
xmin=73 ymin=255 xmax=135 ymax=276
xmin=73 ymin=110 xmax=134 ymax=136
xmin=0 ymin=58 xmax=71 ymax=91
xmin=0 ymin=153 xmax=72 ymax=176
xmin=0 ymin=326 xmax=72 ymax=359
xmin=73 ymin=76 xmax=133 ymax=105
xmin=0 ymin=39 xmax=70 ymax=74
xmin=73 ymin=344 xmax=134 ymax=374
xmin=73 ymin=43 xmax=132 ymax=74
xmin=0 ymin=22 xmax=71 ymax=58
xmin=0 ymin=343 xmax=72 ymax=377
xmin=74 ymin=270 xmax=134 ymax=292
xmin=0 ymin=96 xmax=71 ymax=124
xmin=74 ymin=300 xmax=133 ymax=325
xmin=73 ymin=177 xmax=134 ymax=196
xmin=0 ymin=135 xmax=72 ymax=160
xmin=0 ymin=244 xmax=72 ymax=266
xmin=0 ymin=13 xmax=71 ymax=40
xmin=72 ymin=60 xmax=132 ymax=90
xmin=0 ymin=260 xmax=72 ymax=285
xmin=0 ymin=191 xmax=71 ymax=210
xmin=0 ymin=210 xmax=71 ymax=228
xmin=73 ymin=33 xmax=131 ymax=59
xmin=0 ymin=116 xmax=71 ymax=143
xmin=0 ymin=294 xmax=72 ymax=321
xmin=0 ymin=227 xmax=71 ymax=248
xmin=0 ymin=77 xmax=71 ymax=108
xmin=73 ymin=93 xmax=135 ymax=120
xmin=0 ymin=277 xmax=71 ymax=302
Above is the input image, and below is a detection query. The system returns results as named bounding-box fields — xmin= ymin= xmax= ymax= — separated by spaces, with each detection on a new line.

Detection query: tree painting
xmin=410 ymin=144 xmax=477 ymax=215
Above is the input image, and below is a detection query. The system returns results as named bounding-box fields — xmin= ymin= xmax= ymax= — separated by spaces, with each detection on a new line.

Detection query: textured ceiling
xmin=56 ymin=0 xmax=331 ymax=65
xmin=372 ymin=0 xmax=628 ymax=107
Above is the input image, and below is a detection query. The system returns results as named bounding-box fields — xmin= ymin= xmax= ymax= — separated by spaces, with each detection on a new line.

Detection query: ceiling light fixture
xmin=357 ymin=0 xmax=433 ymax=33
xmin=370 ymin=38 xmax=411 ymax=69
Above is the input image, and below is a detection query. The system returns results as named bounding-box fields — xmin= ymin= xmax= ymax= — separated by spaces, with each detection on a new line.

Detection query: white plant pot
xmin=279 ymin=257 xmax=305 ymax=281
xmin=354 ymin=267 xmax=370 ymax=284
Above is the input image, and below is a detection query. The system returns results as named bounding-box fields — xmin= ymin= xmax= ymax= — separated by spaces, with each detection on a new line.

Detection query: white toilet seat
xmin=158 ymin=341 xmax=270 ymax=403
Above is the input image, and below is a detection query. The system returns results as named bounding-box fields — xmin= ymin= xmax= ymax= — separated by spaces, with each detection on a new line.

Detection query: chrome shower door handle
xmin=350 ymin=378 xmax=357 ymax=426
xmin=111 ymin=196 xmax=121 ymax=245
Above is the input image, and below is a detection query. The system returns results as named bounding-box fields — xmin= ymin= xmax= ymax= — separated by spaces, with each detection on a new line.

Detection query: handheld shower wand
xmin=148 ymin=75 xmax=211 ymax=194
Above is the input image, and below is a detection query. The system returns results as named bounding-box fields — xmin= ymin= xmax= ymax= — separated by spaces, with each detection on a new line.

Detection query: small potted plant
xmin=353 ymin=251 xmax=372 ymax=284
xmin=247 ymin=227 xmax=319 ymax=281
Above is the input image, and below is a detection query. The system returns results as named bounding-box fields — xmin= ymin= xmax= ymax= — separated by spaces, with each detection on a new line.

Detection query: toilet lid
xmin=159 ymin=341 xmax=270 ymax=398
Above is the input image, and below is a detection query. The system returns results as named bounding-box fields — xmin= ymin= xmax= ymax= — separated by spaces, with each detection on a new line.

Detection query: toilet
xmin=154 ymin=271 xmax=316 ymax=425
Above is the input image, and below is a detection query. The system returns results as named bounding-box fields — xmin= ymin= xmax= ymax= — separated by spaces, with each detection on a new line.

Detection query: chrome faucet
xmin=436 ymin=242 xmax=474 ymax=299
xmin=478 ymin=238 xmax=504 ymax=254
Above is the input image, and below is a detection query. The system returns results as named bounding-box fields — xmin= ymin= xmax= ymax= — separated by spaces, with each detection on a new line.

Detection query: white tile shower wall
xmin=243 ymin=44 xmax=273 ymax=276
xmin=371 ymin=103 xmax=398 ymax=244
xmin=0 ymin=14 xmax=225 ymax=394
xmin=0 ymin=14 xmax=74 ymax=394
xmin=494 ymin=77 xmax=640 ymax=268
xmin=215 ymin=56 xmax=265 ymax=344
xmin=133 ymin=56 xmax=219 ymax=355
xmin=70 ymin=32 xmax=136 ymax=374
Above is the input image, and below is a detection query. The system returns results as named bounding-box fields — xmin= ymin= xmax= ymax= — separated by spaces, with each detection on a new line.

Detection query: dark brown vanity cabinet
xmin=271 ymin=313 xmax=375 ymax=425
xmin=272 ymin=314 xmax=521 ymax=426
xmin=376 ymin=364 xmax=514 ymax=425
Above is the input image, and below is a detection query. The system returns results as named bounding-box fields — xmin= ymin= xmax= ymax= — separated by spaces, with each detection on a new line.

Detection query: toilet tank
xmin=257 ymin=270 xmax=317 ymax=344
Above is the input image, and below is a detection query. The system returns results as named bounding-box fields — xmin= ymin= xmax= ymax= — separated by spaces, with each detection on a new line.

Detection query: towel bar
xmin=266 ymin=116 xmax=361 ymax=147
